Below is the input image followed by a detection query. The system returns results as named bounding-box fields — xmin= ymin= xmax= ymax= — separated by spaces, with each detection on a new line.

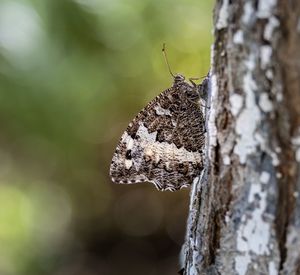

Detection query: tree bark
xmin=182 ymin=1 xmax=300 ymax=274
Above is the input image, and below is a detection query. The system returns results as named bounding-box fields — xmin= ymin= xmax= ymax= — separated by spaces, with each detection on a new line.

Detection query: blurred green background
xmin=0 ymin=0 xmax=213 ymax=274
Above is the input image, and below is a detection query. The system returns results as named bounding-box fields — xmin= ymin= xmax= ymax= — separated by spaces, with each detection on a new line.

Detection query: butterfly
xmin=109 ymin=72 xmax=208 ymax=191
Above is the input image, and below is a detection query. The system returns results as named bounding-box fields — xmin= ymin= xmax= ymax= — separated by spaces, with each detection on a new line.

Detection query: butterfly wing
xmin=110 ymin=81 xmax=205 ymax=191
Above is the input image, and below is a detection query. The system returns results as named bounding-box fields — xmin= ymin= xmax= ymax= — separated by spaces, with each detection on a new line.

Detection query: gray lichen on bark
xmin=182 ymin=0 xmax=300 ymax=274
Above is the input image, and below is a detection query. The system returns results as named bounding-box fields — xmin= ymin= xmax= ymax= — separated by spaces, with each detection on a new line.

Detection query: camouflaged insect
xmin=110 ymin=74 xmax=207 ymax=191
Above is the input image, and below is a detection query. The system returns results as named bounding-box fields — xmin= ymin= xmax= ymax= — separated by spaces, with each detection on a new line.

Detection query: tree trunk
xmin=182 ymin=1 xmax=300 ymax=274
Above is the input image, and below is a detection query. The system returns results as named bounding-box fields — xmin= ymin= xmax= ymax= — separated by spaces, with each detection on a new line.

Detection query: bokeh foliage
xmin=0 ymin=0 xmax=213 ymax=274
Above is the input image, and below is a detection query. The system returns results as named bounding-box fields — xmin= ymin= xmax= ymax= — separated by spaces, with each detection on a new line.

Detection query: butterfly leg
xmin=189 ymin=78 xmax=199 ymax=87
xmin=189 ymin=75 xmax=207 ymax=87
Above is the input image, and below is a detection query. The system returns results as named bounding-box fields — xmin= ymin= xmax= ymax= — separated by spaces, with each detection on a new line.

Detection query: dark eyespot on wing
xmin=125 ymin=150 xmax=132 ymax=159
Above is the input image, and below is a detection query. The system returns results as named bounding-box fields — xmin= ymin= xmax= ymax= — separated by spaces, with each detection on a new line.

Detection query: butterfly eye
xmin=125 ymin=150 xmax=132 ymax=159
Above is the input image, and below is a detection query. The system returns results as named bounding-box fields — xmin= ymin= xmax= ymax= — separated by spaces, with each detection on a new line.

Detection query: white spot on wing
xmin=127 ymin=138 xmax=134 ymax=150
xmin=135 ymin=123 xmax=201 ymax=166
xmin=154 ymin=104 xmax=172 ymax=116
xmin=125 ymin=159 xmax=132 ymax=169
xmin=136 ymin=123 xmax=157 ymax=142
xmin=121 ymin=132 xmax=133 ymax=145
xmin=144 ymin=147 xmax=153 ymax=156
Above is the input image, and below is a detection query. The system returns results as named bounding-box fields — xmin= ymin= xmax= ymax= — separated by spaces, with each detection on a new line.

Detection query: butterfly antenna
xmin=162 ymin=43 xmax=175 ymax=78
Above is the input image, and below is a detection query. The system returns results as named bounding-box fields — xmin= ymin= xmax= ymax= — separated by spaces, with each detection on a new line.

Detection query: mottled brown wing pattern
xmin=110 ymin=75 xmax=206 ymax=191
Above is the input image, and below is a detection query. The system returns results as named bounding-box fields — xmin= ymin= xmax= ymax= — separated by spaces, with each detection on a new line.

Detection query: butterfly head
xmin=174 ymin=74 xmax=185 ymax=84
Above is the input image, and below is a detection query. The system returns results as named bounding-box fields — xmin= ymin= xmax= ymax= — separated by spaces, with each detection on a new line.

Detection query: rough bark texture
xmin=182 ymin=1 xmax=300 ymax=274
